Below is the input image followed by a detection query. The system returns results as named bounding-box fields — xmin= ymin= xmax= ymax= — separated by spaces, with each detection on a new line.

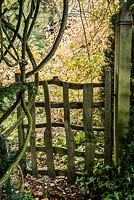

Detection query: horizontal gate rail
xmin=23 ymin=123 xmax=105 ymax=131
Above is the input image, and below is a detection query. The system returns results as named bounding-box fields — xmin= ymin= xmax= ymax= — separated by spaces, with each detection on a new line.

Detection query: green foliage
xmin=75 ymin=131 xmax=85 ymax=145
xmin=67 ymin=54 xmax=88 ymax=70
xmin=130 ymin=28 xmax=134 ymax=143
xmin=126 ymin=1 xmax=134 ymax=11
xmin=75 ymin=157 xmax=84 ymax=172
xmin=54 ymin=136 xmax=67 ymax=148
xmin=78 ymin=143 xmax=134 ymax=199
xmin=75 ymin=131 xmax=85 ymax=151
xmin=2 ymin=184 xmax=36 ymax=200
xmin=29 ymin=28 xmax=46 ymax=52
xmin=0 ymin=136 xmax=8 ymax=177
xmin=0 ymin=85 xmax=16 ymax=115
xmin=0 ymin=82 xmax=37 ymax=116
xmin=0 ymin=136 xmax=19 ymax=200
xmin=2 ymin=0 xmax=19 ymax=24
xmin=67 ymin=53 xmax=103 ymax=82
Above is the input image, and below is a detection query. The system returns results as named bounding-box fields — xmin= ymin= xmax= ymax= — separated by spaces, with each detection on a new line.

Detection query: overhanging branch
xmin=26 ymin=0 xmax=68 ymax=78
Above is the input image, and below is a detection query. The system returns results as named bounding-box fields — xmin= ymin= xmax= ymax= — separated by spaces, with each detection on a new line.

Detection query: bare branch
xmin=4 ymin=0 xmax=24 ymax=56
xmin=26 ymin=0 xmax=68 ymax=78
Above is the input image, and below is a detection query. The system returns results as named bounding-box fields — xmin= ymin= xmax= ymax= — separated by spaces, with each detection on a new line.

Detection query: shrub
xmin=78 ymin=143 xmax=134 ymax=200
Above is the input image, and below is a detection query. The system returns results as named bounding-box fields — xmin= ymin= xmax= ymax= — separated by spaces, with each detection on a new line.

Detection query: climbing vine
xmin=0 ymin=0 xmax=68 ymax=196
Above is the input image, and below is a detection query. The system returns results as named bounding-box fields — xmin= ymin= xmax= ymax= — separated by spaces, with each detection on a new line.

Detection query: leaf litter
xmin=24 ymin=174 xmax=89 ymax=200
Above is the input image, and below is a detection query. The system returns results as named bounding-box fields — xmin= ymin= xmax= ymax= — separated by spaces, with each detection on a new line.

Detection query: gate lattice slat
xmin=63 ymin=82 xmax=75 ymax=184
xmin=83 ymin=84 xmax=95 ymax=174
xmin=28 ymin=89 xmax=38 ymax=177
xmin=43 ymin=81 xmax=56 ymax=178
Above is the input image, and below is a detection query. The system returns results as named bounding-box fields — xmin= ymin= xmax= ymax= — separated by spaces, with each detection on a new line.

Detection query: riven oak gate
xmin=16 ymin=68 xmax=112 ymax=183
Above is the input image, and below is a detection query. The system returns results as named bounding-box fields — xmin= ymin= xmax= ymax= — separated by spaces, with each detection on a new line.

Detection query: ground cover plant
xmin=77 ymin=142 xmax=134 ymax=200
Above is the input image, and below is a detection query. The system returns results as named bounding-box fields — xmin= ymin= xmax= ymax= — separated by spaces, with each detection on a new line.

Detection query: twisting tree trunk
xmin=0 ymin=0 xmax=68 ymax=190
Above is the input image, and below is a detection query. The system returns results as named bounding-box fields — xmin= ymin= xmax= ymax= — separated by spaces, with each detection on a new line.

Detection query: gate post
xmin=114 ymin=1 xmax=133 ymax=166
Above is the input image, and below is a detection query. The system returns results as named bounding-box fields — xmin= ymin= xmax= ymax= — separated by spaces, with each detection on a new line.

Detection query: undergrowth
xmin=78 ymin=143 xmax=134 ymax=200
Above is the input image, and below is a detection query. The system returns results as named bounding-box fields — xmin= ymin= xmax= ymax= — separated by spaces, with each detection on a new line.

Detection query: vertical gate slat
xmin=63 ymin=83 xmax=75 ymax=184
xmin=104 ymin=69 xmax=112 ymax=165
xmin=28 ymin=89 xmax=38 ymax=177
xmin=43 ymin=81 xmax=55 ymax=178
xmin=83 ymin=84 xmax=95 ymax=174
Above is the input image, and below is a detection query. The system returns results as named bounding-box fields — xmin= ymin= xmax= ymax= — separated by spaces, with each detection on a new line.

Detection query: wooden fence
xmin=16 ymin=68 xmax=112 ymax=183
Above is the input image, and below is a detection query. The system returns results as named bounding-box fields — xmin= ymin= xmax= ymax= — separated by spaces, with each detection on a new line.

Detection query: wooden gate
xmin=17 ymin=68 xmax=112 ymax=183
